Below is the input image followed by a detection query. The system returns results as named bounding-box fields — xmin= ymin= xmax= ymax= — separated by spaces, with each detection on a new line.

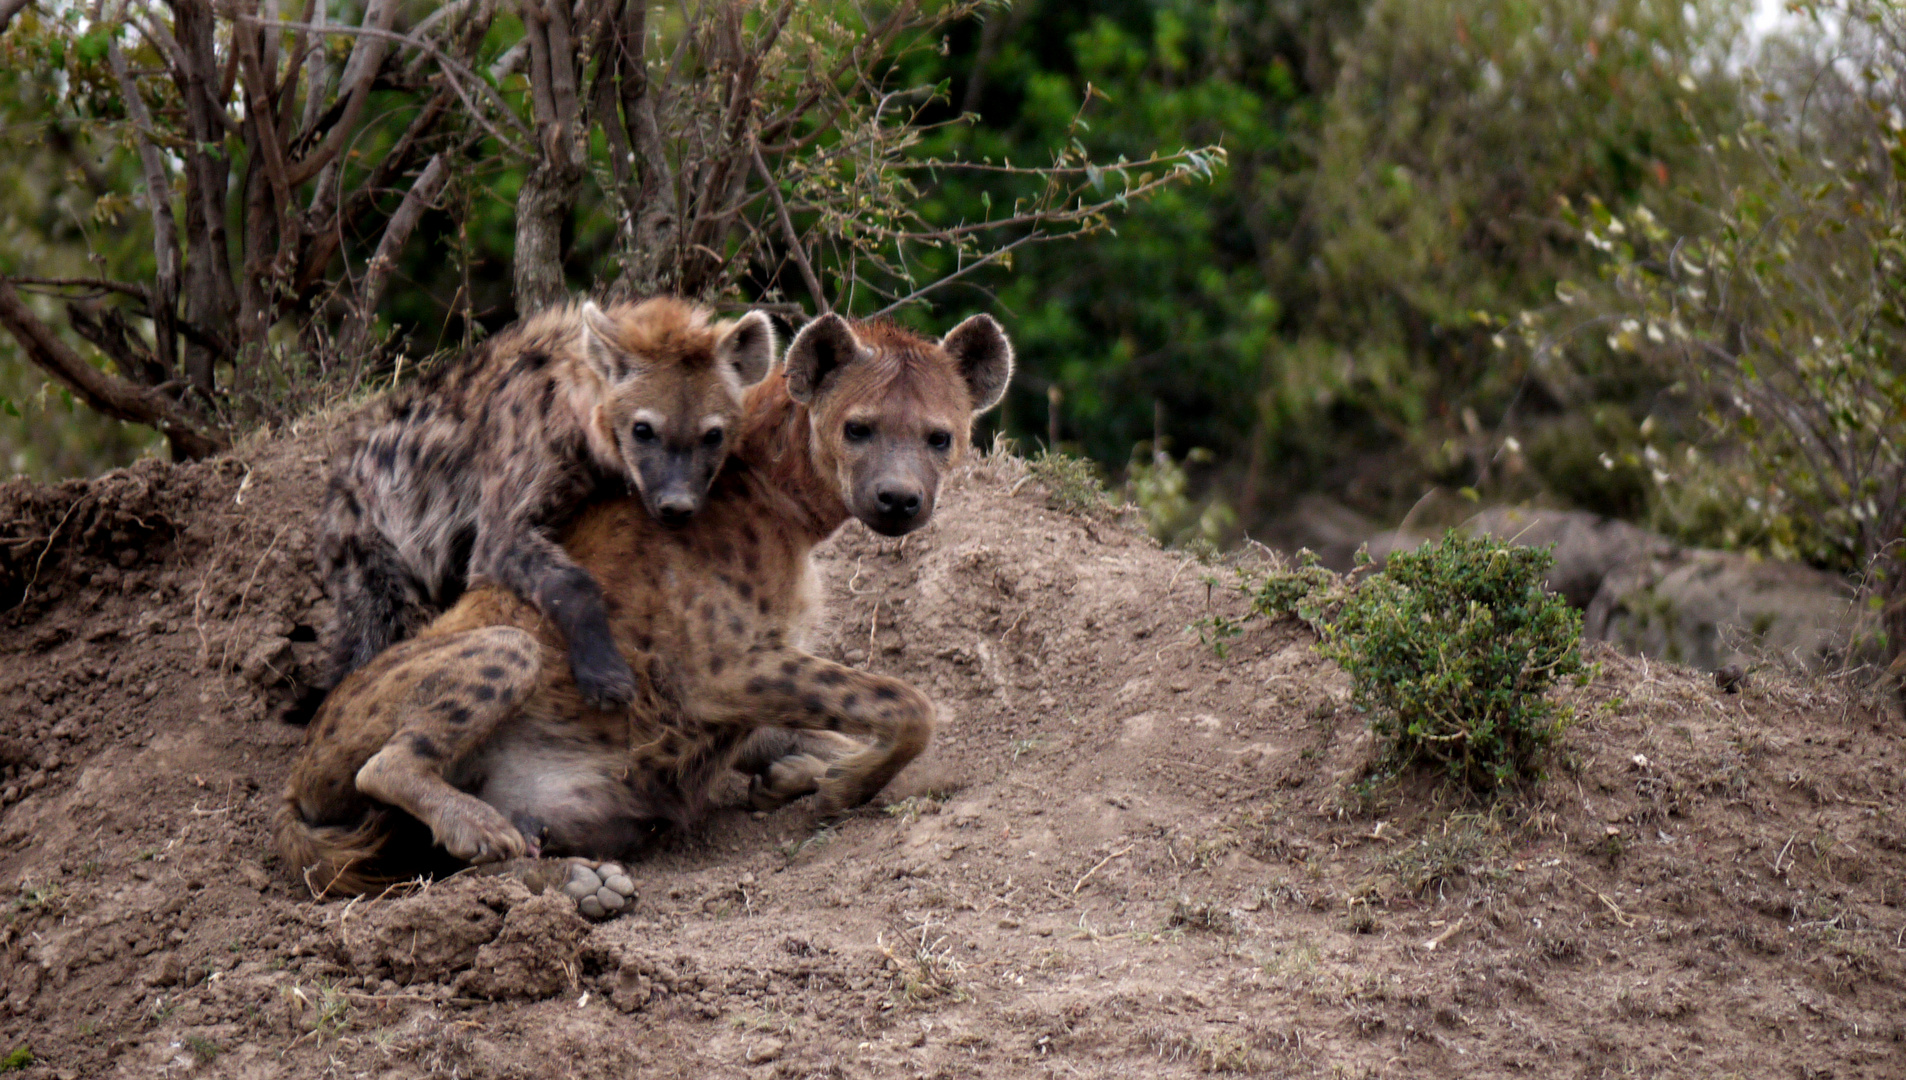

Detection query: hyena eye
xmin=701 ymin=428 xmax=724 ymax=447
xmin=844 ymin=421 xmax=873 ymax=442
xmin=632 ymin=422 xmax=657 ymax=442
xmin=927 ymin=430 xmax=953 ymax=451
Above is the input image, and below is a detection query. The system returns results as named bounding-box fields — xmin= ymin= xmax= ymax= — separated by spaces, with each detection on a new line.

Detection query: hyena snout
xmin=635 ymin=451 xmax=716 ymax=527
xmin=874 ymin=484 xmax=924 ymax=524
xmin=859 ymin=470 xmax=937 ymax=536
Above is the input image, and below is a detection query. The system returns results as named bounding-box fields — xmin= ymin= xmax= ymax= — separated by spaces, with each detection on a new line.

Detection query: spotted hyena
xmin=315 ymin=297 xmax=775 ymax=710
xmin=276 ymin=312 xmax=1013 ymax=905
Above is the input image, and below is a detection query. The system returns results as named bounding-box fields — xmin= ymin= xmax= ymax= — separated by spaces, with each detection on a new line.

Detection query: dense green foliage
xmin=1321 ymin=533 xmax=1584 ymax=789
xmin=913 ymin=0 xmax=1745 ymax=519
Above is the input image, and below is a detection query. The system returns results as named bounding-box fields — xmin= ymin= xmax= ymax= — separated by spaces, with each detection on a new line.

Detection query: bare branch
xmin=254 ymin=15 xmax=534 ymax=158
xmin=0 ymin=280 xmax=226 ymax=459
xmin=105 ymin=30 xmax=183 ymax=381
xmin=752 ymin=141 xmax=828 ymax=314
xmin=342 ymin=153 xmax=450 ymax=357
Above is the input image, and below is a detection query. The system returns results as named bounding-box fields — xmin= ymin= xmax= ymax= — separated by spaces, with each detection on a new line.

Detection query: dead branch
xmin=343 ymin=153 xmax=450 ymax=357
xmin=0 ymin=280 xmax=226 ymax=459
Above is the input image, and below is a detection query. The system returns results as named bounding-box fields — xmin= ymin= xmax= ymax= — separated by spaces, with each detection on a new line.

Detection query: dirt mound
xmin=2 ymin=430 xmax=1904 ymax=1079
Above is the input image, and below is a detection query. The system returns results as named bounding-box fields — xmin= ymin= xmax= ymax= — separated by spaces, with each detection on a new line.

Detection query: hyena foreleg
xmin=349 ymin=626 xmax=546 ymax=864
xmin=475 ymin=524 xmax=636 ymax=710
xmin=722 ymin=652 xmax=934 ymax=814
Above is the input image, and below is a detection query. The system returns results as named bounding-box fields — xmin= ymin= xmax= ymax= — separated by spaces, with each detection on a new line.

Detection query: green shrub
xmin=1321 ymin=533 xmax=1583 ymax=790
xmin=1196 ymin=549 xmax=1349 ymax=655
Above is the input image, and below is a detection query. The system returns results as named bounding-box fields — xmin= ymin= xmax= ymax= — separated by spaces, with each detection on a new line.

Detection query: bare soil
xmin=2 ymin=427 xmax=1903 ymax=1079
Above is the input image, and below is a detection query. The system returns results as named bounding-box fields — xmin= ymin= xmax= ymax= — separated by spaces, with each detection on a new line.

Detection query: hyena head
xmin=580 ymin=298 xmax=777 ymax=526
xmin=783 ymin=312 xmax=1013 ymax=536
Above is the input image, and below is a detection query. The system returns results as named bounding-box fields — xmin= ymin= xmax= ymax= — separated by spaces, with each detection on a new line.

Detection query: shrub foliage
xmin=1320 ymin=533 xmax=1584 ymax=790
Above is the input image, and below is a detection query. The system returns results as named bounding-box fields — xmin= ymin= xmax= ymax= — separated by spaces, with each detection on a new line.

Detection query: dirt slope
xmin=1 ymin=429 xmax=1903 ymax=1080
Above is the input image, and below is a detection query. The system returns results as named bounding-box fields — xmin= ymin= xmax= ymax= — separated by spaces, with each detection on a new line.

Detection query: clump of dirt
xmin=2 ymin=427 xmax=1903 ymax=1079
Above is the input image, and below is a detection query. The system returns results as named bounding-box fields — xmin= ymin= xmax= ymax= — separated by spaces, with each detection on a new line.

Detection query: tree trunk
xmin=512 ymin=0 xmax=586 ymax=314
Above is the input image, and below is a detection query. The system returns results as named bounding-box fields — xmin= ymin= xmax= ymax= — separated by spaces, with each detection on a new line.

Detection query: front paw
xmin=570 ymin=644 xmax=636 ymax=709
xmin=434 ymin=799 xmax=531 ymax=865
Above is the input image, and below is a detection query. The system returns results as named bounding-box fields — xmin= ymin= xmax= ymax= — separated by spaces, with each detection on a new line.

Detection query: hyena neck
xmin=735 ymin=372 xmax=851 ymax=544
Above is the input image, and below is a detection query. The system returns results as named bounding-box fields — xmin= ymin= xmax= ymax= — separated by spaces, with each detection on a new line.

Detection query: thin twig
xmin=1072 ymin=845 xmax=1133 ymax=895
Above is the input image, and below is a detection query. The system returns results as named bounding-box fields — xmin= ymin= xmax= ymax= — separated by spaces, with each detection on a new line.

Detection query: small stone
xmin=578 ymin=895 xmax=607 ymax=919
xmin=996 ymin=917 xmax=1021 ymax=930
xmin=745 ymin=1039 xmax=784 ymax=1065
xmin=738 ymin=872 xmax=755 ymax=887
xmin=236 ymin=861 xmax=271 ymax=891
xmin=150 ymin=953 xmax=184 ymax=987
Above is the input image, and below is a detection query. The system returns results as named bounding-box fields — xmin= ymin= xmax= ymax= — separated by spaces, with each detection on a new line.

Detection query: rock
xmin=1462 ymin=507 xmax=1676 ymax=609
xmin=236 ymin=860 xmax=271 ymax=891
xmin=149 ymin=953 xmax=184 ymax=987
xmin=1589 ymin=549 xmax=1874 ymax=673
xmin=745 ymin=1039 xmax=785 ymax=1065
xmin=240 ymin=636 xmax=295 ymax=685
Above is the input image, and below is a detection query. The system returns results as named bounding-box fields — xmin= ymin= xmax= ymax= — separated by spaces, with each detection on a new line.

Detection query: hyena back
xmin=278 ymin=312 xmax=1014 ymax=897
xmin=315 ymin=297 xmax=775 ymax=709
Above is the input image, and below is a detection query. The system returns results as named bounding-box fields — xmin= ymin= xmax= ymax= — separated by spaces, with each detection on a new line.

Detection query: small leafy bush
xmin=1321 ymin=532 xmax=1583 ymax=790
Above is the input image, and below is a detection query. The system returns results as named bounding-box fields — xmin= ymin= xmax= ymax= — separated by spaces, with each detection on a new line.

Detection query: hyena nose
xmin=656 ymin=492 xmax=698 ymax=525
xmin=876 ymin=487 xmax=922 ymax=518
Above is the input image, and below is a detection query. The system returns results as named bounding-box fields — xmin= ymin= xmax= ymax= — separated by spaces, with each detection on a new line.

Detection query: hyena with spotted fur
xmin=316 ymin=297 xmax=775 ymax=710
xmin=277 ymin=312 xmax=1013 ymax=900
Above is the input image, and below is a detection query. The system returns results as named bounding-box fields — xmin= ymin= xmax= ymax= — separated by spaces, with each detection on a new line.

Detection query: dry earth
xmin=1 ymin=425 xmax=1903 ymax=1079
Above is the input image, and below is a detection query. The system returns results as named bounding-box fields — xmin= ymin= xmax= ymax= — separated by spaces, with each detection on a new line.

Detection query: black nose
xmin=876 ymin=488 xmax=922 ymax=518
xmin=656 ymin=493 xmax=697 ymax=525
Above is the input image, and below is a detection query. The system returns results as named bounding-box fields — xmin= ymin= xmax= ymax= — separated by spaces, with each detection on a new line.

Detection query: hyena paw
xmin=435 ymin=800 xmax=534 ymax=864
xmin=560 ymin=860 xmax=637 ymax=920
xmin=570 ymin=647 xmax=637 ymax=710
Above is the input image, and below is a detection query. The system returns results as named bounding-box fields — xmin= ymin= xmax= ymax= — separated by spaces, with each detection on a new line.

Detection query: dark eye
xmin=844 ymin=421 xmax=873 ymax=442
xmin=927 ymin=431 xmax=953 ymax=451
xmin=632 ymin=422 xmax=656 ymax=442
xmin=701 ymin=428 xmax=724 ymax=447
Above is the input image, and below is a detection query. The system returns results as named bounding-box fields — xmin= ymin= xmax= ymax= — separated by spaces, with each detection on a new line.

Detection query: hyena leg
xmin=321 ymin=528 xmax=431 ymax=684
xmin=350 ymin=626 xmax=545 ymax=864
xmin=732 ymin=730 xmax=866 ymax=811
xmin=724 ymin=652 xmax=933 ymax=814
xmin=476 ymin=524 xmax=634 ymax=710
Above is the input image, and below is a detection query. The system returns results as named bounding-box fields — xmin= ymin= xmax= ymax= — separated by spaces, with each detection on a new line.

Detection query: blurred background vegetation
xmin=0 ymin=0 xmax=1899 ymax=648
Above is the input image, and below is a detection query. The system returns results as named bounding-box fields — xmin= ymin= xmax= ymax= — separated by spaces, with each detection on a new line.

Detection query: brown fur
xmin=277 ymin=314 xmax=1013 ymax=896
xmin=314 ymin=297 xmax=775 ymax=710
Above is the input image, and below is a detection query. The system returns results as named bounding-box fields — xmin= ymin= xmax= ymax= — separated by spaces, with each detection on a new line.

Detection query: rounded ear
xmin=941 ymin=313 xmax=1014 ymax=413
xmin=579 ymin=301 xmax=627 ymax=380
xmin=783 ymin=313 xmax=863 ymax=404
xmin=716 ymin=310 xmax=777 ymax=388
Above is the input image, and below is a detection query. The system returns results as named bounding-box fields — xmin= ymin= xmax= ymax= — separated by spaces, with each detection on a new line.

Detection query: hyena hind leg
xmin=733 ymin=730 xmax=866 ymax=812
xmin=322 ymin=528 xmax=435 ymax=683
xmin=727 ymin=652 xmax=934 ymax=814
xmin=351 ymin=626 xmax=544 ymax=865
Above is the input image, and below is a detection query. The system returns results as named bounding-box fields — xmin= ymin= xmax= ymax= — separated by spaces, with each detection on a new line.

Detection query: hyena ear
xmin=579 ymin=301 xmax=632 ymax=381
xmin=716 ymin=311 xmax=776 ymax=389
xmin=783 ymin=313 xmax=864 ymax=404
xmin=941 ymin=313 xmax=1014 ymax=413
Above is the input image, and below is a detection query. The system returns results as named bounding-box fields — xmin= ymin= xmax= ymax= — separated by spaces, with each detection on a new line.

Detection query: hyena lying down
xmin=316 ymin=297 xmax=775 ymax=709
xmin=277 ymin=312 xmax=1013 ymax=907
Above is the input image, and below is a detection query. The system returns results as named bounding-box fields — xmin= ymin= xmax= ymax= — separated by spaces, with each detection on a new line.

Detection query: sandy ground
xmin=1 ymin=426 xmax=1903 ymax=1079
